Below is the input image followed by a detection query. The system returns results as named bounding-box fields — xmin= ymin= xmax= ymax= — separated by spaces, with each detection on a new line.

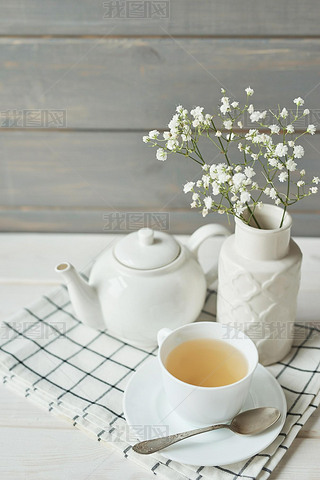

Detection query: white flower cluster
xmin=143 ymin=88 xmax=319 ymax=226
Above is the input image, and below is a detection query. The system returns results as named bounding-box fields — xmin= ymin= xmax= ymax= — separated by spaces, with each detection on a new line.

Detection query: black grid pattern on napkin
xmin=0 ymin=286 xmax=319 ymax=480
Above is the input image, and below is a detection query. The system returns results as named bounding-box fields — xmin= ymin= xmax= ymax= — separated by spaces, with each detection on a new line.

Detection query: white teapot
xmin=55 ymin=224 xmax=229 ymax=347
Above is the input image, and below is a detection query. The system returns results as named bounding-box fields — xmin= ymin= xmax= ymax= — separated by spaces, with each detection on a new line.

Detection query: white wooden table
xmin=0 ymin=233 xmax=319 ymax=480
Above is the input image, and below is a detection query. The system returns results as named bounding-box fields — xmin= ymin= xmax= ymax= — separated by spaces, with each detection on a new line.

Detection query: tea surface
xmin=165 ymin=338 xmax=247 ymax=387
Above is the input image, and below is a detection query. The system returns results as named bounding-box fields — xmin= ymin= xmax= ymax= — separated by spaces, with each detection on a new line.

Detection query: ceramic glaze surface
xmin=217 ymin=205 xmax=302 ymax=366
xmin=56 ymin=224 xmax=230 ymax=347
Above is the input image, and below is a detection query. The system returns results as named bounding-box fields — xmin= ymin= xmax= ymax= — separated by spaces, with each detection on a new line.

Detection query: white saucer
xmin=123 ymin=358 xmax=286 ymax=466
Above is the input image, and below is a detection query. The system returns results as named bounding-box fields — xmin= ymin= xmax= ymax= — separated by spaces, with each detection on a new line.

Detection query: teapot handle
xmin=187 ymin=224 xmax=230 ymax=286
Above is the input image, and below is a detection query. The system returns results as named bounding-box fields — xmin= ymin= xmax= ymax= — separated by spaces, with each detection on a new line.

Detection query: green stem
xmin=245 ymin=203 xmax=261 ymax=229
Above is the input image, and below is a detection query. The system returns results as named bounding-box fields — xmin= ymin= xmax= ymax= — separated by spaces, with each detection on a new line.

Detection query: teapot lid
xmin=114 ymin=228 xmax=181 ymax=270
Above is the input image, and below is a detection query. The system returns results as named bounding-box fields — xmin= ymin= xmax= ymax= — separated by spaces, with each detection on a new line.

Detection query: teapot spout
xmin=55 ymin=262 xmax=104 ymax=330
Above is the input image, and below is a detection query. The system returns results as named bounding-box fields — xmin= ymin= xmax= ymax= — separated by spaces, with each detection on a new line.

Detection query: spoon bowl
xmin=133 ymin=407 xmax=281 ymax=455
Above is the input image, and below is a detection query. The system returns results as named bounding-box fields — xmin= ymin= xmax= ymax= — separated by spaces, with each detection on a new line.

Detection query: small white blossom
xmin=166 ymin=138 xmax=179 ymax=150
xmin=248 ymin=104 xmax=254 ymax=114
xmin=196 ymin=180 xmax=203 ymax=187
xmin=238 ymin=143 xmax=243 ymax=151
xmin=231 ymin=101 xmax=239 ymax=108
xmin=274 ymin=143 xmax=288 ymax=157
xmin=288 ymin=140 xmax=295 ymax=147
xmin=234 ymin=165 xmax=242 ymax=172
xmin=226 ymin=133 xmax=235 ymax=141
xmin=245 ymin=86 xmax=254 ymax=96
xmin=303 ymin=108 xmax=310 ymax=115
xmin=307 ymin=124 xmax=316 ymax=135
xmin=183 ymin=181 xmax=195 ymax=193
xmin=312 ymin=176 xmax=320 ymax=184
xmin=300 ymin=169 xmax=306 ymax=176
xmin=156 ymin=148 xmax=167 ymax=161
xmin=264 ymin=187 xmax=271 ymax=195
xmin=269 ymin=124 xmax=280 ymax=134
xmin=310 ymin=187 xmax=318 ymax=194
xmin=278 ymin=172 xmax=288 ymax=182
xmin=204 ymin=196 xmax=213 ymax=209
xmin=202 ymin=174 xmax=210 ymax=188
xmin=240 ymin=191 xmax=251 ymax=203
xmin=215 ymin=130 xmax=222 ymax=137
xmin=297 ymin=180 xmax=305 ymax=187
xmin=244 ymin=166 xmax=256 ymax=178
xmin=251 ymin=153 xmax=258 ymax=160
xmin=190 ymin=201 xmax=197 ymax=208
xmin=275 ymin=198 xmax=281 ymax=205
xmin=148 ymin=129 xmax=160 ymax=139
xmin=202 ymin=164 xmax=210 ymax=171
xmin=269 ymin=188 xmax=277 ymax=200
xmin=192 ymin=192 xmax=200 ymax=200
xmin=286 ymin=125 xmax=294 ymax=133
xmin=223 ymin=119 xmax=233 ymax=130
xmin=294 ymin=97 xmax=304 ymax=106
xmin=190 ymin=106 xmax=203 ymax=117
xmin=268 ymin=157 xmax=278 ymax=167
xmin=202 ymin=208 xmax=209 ymax=217
xmin=232 ymin=172 xmax=246 ymax=188
xmin=237 ymin=121 xmax=243 ymax=128
xmin=212 ymin=182 xmax=220 ymax=195
xmin=286 ymin=158 xmax=297 ymax=172
xmin=231 ymin=195 xmax=238 ymax=202
xmin=280 ymin=108 xmax=288 ymax=119
xmin=293 ymin=145 xmax=304 ymax=158
xmin=142 ymin=136 xmax=149 ymax=143
xmin=250 ymin=110 xmax=267 ymax=123
xmin=277 ymin=162 xmax=284 ymax=170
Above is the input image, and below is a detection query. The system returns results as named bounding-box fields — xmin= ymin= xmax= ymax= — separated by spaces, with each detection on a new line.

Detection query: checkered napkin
xmin=0 ymin=282 xmax=320 ymax=480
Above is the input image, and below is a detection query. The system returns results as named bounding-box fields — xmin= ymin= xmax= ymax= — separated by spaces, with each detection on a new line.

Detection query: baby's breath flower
xmin=313 ymin=176 xmax=320 ymax=184
xmin=293 ymin=145 xmax=304 ymax=159
xmin=142 ymin=135 xmax=149 ymax=143
xmin=240 ymin=191 xmax=251 ymax=203
xmin=156 ymin=148 xmax=167 ymax=161
xmin=234 ymin=165 xmax=242 ymax=172
xmin=275 ymin=198 xmax=281 ymax=205
xmin=268 ymin=158 xmax=278 ymax=167
xmin=279 ymin=172 xmax=288 ymax=182
xmin=297 ymin=180 xmax=305 ymax=187
xmin=204 ymin=196 xmax=213 ymax=209
xmin=274 ymin=143 xmax=288 ymax=157
xmin=245 ymin=86 xmax=254 ymax=96
xmin=231 ymin=101 xmax=239 ymax=108
xmin=269 ymin=188 xmax=277 ymax=200
xmin=307 ymin=124 xmax=316 ymax=135
xmin=288 ymin=140 xmax=295 ymax=147
xmin=215 ymin=130 xmax=222 ymax=137
xmin=269 ymin=125 xmax=280 ymax=134
xmin=223 ymin=120 xmax=233 ymax=130
xmin=202 ymin=208 xmax=208 ymax=217
xmin=286 ymin=159 xmax=297 ymax=172
xmin=280 ymin=108 xmax=288 ymax=119
xmin=238 ymin=143 xmax=243 ymax=151
xmin=248 ymin=104 xmax=254 ymax=114
xmin=196 ymin=180 xmax=203 ymax=187
xmin=250 ymin=110 xmax=267 ymax=122
xmin=237 ymin=121 xmax=243 ymax=128
xmin=183 ymin=181 xmax=195 ymax=193
xmin=232 ymin=172 xmax=246 ymax=189
xmin=310 ymin=186 xmax=318 ymax=194
xmin=294 ymin=97 xmax=304 ymax=106
xmin=192 ymin=192 xmax=200 ymax=200
xmin=300 ymin=169 xmax=306 ymax=176
xmin=286 ymin=125 xmax=294 ymax=133
xmin=149 ymin=129 xmax=160 ymax=139
xmin=303 ymin=109 xmax=310 ymax=115
xmin=244 ymin=166 xmax=256 ymax=178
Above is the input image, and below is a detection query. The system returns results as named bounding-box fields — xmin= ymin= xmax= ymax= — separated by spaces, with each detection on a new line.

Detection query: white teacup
xmin=157 ymin=322 xmax=259 ymax=426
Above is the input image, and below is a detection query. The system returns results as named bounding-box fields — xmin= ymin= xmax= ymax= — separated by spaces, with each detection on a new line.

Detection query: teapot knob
xmin=138 ymin=228 xmax=154 ymax=246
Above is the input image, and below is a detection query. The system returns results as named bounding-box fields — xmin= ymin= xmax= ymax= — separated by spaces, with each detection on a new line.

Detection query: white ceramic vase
xmin=217 ymin=204 xmax=302 ymax=366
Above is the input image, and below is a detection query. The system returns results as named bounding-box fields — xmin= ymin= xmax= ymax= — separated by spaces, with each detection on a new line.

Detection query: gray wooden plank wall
xmin=0 ymin=1 xmax=319 ymax=235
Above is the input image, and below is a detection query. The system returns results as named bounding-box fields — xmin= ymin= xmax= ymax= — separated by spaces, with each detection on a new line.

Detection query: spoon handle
xmin=132 ymin=424 xmax=226 ymax=455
